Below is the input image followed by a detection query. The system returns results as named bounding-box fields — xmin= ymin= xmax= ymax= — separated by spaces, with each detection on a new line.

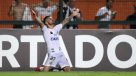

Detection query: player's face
xmin=46 ymin=17 xmax=54 ymax=26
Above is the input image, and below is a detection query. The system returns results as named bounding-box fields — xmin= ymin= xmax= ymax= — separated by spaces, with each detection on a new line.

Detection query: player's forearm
xmin=34 ymin=15 xmax=44 ymax=28
xmin=61 ymin=15 xmax=74 ymax=26
xmin=31 ymin=9 xmax=44 ymax=28
xmin=35 ymin=16 xmax=41 ymax=23
xmin=36 ymin=17 xmax=44 ymax=25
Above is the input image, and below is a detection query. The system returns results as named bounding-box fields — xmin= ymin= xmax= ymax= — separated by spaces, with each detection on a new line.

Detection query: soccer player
xmin=31 ymin=8 xmax=79 ymax=72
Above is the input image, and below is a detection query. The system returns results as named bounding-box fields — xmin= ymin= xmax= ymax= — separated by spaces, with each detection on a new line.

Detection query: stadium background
xmin=0 ymin=0 xmax=135 ymax=29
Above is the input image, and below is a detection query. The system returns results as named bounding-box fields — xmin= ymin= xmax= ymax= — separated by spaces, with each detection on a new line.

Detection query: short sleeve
xmin=54 ymin=24 xmax=63 ymax=32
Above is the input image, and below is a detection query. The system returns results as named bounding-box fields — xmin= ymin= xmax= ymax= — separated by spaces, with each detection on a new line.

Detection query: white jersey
xmin=42 ymin=24 xmax=70 ymax=68
xmin=96 ymin=6 xmax=112 ymax=21
xmin=42 ymin=24 xmax=63 ymax=54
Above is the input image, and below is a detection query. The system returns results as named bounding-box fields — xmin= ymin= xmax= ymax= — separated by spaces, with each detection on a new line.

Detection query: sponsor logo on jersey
xmin=50 ymin=37 xmax=59 ymax=41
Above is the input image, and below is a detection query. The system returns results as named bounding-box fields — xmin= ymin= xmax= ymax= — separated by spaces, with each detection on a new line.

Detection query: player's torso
xmin=43 ymin=28 xmax=61 ymax=53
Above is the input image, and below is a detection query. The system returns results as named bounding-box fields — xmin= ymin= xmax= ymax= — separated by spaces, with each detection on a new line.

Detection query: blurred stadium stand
xmin=0 ymin=0 xmax=136 ymax=29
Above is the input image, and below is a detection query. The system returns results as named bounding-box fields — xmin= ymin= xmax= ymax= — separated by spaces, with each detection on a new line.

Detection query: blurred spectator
xmin=57 ymin=0 xmax=82 ymax=29
xmin=8 ymin=0 xmax=32 ymax=29
xmin=126 ymin=5 xmax=136 ymax=29
xmin=95 ymin=0 xmax=117 ymax=29
xmin=31 ymin=0 xmax=58 ymax=20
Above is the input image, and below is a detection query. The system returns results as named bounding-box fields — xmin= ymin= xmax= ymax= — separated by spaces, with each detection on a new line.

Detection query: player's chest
xmin=46 ymin=30 xmax=59 ymax=37
xmin=45 ymin=30 xmax=59 ymax=41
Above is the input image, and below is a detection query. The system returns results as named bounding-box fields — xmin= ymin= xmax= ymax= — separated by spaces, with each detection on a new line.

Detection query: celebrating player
xmin=31 ymin=8 xmax=79 ymax=72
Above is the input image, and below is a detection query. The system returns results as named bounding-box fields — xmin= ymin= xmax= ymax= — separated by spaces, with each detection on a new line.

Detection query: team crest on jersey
xmin=50 ymin=31 xmax=53 ymax=34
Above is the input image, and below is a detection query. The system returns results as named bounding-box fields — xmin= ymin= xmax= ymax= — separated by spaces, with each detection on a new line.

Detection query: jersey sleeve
xmin=54 ymin=24 xmax=63 ymax=32
xmin=42 ymin=25 xmax=48 ymax=31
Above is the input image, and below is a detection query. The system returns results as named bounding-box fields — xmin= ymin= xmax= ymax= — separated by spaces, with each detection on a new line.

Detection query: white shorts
xmin=44 ymin=52 xmax=69 ymax=68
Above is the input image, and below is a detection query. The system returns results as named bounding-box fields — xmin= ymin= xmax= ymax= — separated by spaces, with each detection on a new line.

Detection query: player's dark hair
xmin=42 ymin=16 xmax=50 ymax=25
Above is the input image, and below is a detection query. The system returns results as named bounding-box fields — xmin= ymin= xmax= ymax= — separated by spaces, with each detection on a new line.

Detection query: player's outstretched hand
xmin=72 ymin=8 xmax=79 ymax=16
xmin=31 ymin=9 xmax=37 ymax=17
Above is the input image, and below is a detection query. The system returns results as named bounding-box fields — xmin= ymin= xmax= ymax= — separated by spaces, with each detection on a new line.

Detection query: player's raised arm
xmin=31 ymin=9 xmax=45 ymax=29
xmin=61 ymin=8 xmax=79 ymax=27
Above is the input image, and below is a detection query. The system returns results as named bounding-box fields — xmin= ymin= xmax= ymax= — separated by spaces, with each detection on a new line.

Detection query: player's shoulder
xmin=53 ymin=24 xmax=63 ymax=30
xmin=42 ymin=25 xmax=48 ymax=31
xmin=57 ymin=24 xmax=63 ymax=27
xmin=56 ymin=24 xmax=63 ymax=26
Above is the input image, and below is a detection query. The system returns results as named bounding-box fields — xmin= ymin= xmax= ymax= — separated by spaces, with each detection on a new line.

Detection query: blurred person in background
xmin=57 ymin=0 xmax=82 ymax=29
xmin=126 ymin=5 xmax=136 ymax=29
xmin=31 ymin=0 xmax=58 ymax=21
xmin=8 ymin=0 xmax=32 ymax=29
xmin=95 ymin=0 xmax=117 ymax=29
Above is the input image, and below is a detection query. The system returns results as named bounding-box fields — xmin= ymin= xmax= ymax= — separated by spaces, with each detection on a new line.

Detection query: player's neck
xmin=48 ymin=25 xmax=54 ymax=29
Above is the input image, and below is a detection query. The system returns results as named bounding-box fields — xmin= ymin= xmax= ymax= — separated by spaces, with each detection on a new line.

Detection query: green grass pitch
xmin=0 ymin=71 xmax=136 ymax=76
